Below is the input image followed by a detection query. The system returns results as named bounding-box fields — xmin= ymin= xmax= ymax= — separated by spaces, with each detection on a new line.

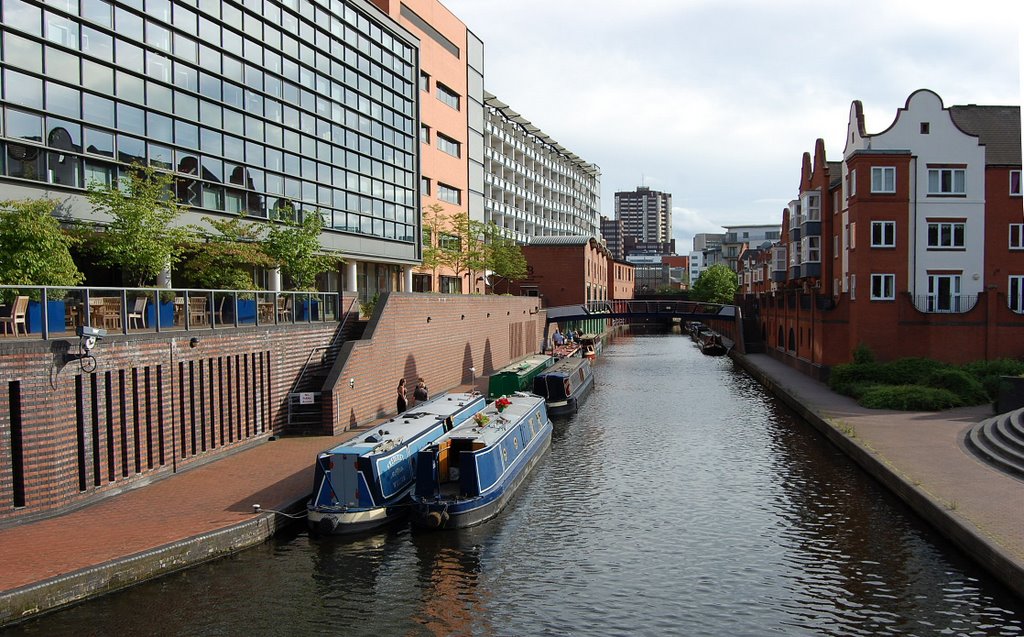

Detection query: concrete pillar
xmin=345 ymin=261 xmax=358 ymax=294
xmin=268 ymin=268 xmax=281 ymax=292
xmin=157 ymin=261 xmax=172 ymax=288
xmin=404 ymin=266 xmax=413 ymax=293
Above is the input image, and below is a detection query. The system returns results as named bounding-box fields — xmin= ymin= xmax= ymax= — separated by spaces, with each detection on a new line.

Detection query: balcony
xmin=911 ymin=295 xmax=979 ymax=314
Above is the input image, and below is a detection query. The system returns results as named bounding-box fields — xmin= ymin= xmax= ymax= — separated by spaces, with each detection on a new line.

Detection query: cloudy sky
xmin=442 ymin=0 xmax=1023 ymax=253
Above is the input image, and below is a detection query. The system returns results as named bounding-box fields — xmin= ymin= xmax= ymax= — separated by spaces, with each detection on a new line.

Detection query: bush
xmin=923 ymin=368 xmax=988 ymax=405
xmin=828 ymin=362 xmax=883 ymax=392
xmin=858 ymin=385 xmax=963 ymax=410
xmin=877 ymin=358 xmax=950 ymax=385
xmin=852 ymin=343 xmax=875 ymax=364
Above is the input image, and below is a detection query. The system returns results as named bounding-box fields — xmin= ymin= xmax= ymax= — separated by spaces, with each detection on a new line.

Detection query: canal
xmin=6 ymin=333 xmax=1024 ymax=636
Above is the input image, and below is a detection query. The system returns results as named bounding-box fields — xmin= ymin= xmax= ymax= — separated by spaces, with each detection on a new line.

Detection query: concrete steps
xmin=965 ymin=408 xmax=1024 ymax=479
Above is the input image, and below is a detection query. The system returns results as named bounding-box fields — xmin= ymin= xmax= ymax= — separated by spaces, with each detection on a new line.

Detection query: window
xmin=801 ymin=191 xmax=820 ymax=221
xmin=871 ymin=221 xmax=896 ymax=247
xmin=1011 ymin=276 xmax=1024 ymax=313
xmin=870 ymin=274 xmax=895 ymax=300
xmin=420 ymin=124 xmax=430 ymax=144
xmin=439 ymin=232 xmax=460 ymax=251
xmin=439 ymin=275 xmax=461 ymax=294
xmin=437 ymin=183 xmax=460 ymax=205
xmin=927 ymin=222 xmax=965 ymax=249
xmin=419 ymin=71 xmax=429 ymax=92
xmin=1011 ymin=224 xmax=1024 ymax=250
xmin=927 ymin=274 xmax=962 ymax=312
xmin=871 ymin=167 xmax=895 ymax=193
xmin=436 ymin=133 xmax=460 ymax=158
xmin=420 ymin=176 xmax=430 ymax=196
xmin=436 ymin=82 xmax=459 ymax=110
xmin=1012 ymin=170 xmax=1022 ymax=196
xmin=848 ymin=168 xmax=856 ymax=197
xmin=802 ymin=236 xmax=820 ymax=262
xmin=927 ymin=168 xmax=966 ymax=195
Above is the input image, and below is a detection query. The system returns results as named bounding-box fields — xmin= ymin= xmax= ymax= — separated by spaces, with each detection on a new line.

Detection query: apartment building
xmin=614 ymin=185 xmax=671 ymax=251
xmin=483 ymin=91 xmax=601 ymax=243
xmin=1 ymin=0 xmax=421 ymax=299
xmin=754 ymin=89 xmax=1023 ymax=374
xmin=371 ymin=0 xmax=484 ymax=294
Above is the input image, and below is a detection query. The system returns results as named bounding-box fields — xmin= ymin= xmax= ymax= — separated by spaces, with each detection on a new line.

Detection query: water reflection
xmin=3 ymin=332 xmax=1023 ymax=637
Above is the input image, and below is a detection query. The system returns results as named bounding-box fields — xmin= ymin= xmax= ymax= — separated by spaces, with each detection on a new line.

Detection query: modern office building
xmin=614 ymin=185 xmax=672 ymax=250
xmin=483 ymin=91 xmax=601 ymax=243
xmin=600 ymin=215 xmax=624 ymax=261
xmin=372 ymin=0 xmax=485 ymax=294
xmin=1 ymin=0 xmax=420 ymax=300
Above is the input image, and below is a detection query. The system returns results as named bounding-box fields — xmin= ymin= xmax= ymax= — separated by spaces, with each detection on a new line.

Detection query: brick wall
xmin=322 ymin=293 xmax=545 ymax=435
xmin=0 ymin=323 xmax=335 ymax=524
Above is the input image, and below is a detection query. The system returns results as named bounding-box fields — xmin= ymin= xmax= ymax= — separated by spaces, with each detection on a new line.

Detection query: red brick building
xmin=508 ymin=236 xmax=611 ymax=306
xmin=748 ymin=90 xmax=1023 ymax=377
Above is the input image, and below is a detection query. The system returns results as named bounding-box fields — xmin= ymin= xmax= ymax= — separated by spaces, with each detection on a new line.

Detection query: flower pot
xmin=299 ymin=299 xmax=320 ymax=321
xmin=233 ymin=299 xmax=257 ymax=324
xmin=148 ymin=301 xmax=177 ymax=328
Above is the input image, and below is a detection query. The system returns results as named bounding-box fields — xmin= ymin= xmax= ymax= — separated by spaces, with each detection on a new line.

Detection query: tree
xmin=690 ymin=263 xmax=738 ymax=304
xmin=86 ymin=164 xmax=189 ymax=286
xmin=182 ymin=215 xmax=275 ymax=291
xmin=263 ymin=208 xmax=340 ymax=291
xmin=437 ymin=212 xmax=486 ymax=293
xmin=0 ymin=198 xmax=84 ymax=300
xmin=481 ymin=223 xmax=527 ymax=294
xmin=419 ymin=203 xmax=447 ymax=285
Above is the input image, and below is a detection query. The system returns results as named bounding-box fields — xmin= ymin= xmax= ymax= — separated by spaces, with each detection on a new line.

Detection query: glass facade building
xmin=0 ymin=0 xmax=421 ymax=270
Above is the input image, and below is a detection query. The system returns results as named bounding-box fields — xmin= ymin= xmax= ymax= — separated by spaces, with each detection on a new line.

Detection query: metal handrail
xmin=286 ymin=296 xmax=359 ymax=426
xmin=0 ymin=284 xmax=341 ymax=340
xmin=910 ymin=294 xmax=980 ymax=314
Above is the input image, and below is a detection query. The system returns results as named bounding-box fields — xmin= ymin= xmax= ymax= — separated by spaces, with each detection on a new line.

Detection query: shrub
xmin=961 ymin=358 xmax=1024 ymax=400
xmin=852 ymin=343 xmax=875 ymax=364
xmin=858 ymin=385 xmax=963 ymax=410
xmin=827 ymin=362 xmax=883 ymax=392
xmin=877 ymin=358 xmax=950 ymax=385
xmin=923 ymin=368 xmax=988 ymax=405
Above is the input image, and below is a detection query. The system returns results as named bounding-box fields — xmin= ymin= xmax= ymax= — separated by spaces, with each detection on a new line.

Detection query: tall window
xmin=419 ymin=124 xmax=430 ymax=144
xmin=927 ymin=221 xmax=965 ymax=249
xmin=871 ymin=166 xmax=896 ymax=193
xmin=1011 ymin=224 xmax=1023 ymax=250
xmin=870 ymin=274 xmax=895 ymax=300
xmin=1010 ymin=276 xmax=1024 ymax=313
xmin=871 ymin=221 xmax=896 ymax=247
xmin=1012 ymin=170 xmax=1022 ymax=196
xmin=927 ymin=168 xmax=966 ymax=195
xmin=802 ymin=236 xmax=820 ymax=262
xmin=439 ymin=275 xmax=461 ymax=294
xmin=436 ymin=82 xmax=459 ymax=110
xmin=927 ymin=274 xmax=961 ymax=312
xmin=801 ymin=191 xmax=820 ymax=221
xmin=436 ymin=133 xmax=460 ymax=158
xmin=419 ymin=71 xmax=429 ymax=92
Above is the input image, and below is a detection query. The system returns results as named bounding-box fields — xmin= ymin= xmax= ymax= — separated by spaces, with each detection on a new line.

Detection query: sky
xmin=441 ymin=0 xmax=1023 ymax=253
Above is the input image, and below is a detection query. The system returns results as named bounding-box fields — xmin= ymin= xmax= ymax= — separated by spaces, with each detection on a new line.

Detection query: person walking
xmin=414 ymin=377 xmax=428 ymax=403
xmin=396 ymin=378 xmax=408 ymax=414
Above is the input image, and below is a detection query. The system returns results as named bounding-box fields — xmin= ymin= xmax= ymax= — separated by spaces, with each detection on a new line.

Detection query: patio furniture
xmin=0 ymin=296 xmax=29 ymax=336
xmin=127 ymin=296 xmax=148 ymax=329
xmin=188 ymin=296 xmax=208 ymax=326
xmin=276 ymin=295 xmax=291 ymax=322
xmin=96 ymin=297 xmax=122 ymax=331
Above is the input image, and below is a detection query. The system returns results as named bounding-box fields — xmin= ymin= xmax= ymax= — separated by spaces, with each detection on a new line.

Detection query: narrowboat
xmin=307 ymin=391 xmax=486 ymax=535
xmin=410 ymin=392 xmax=552 ymax=530
xmin=578 ymin=333 xmax=601 ymax=361
xmin=531 ymin=356 xmax=595 ymax=416
xmin=487 ymin=354 xmax=555 ymax=400
xmin=699 ymin=331 xmax=727 ymax=356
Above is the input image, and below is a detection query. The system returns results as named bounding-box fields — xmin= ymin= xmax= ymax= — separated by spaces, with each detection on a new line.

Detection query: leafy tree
xmin=437 ymin=212 xmax=486 ymax=293
xmin=690 ymin=263 xmax=738 ymax=304
xmin=86 ymin=164 xmax=189 ymax=286
xmin=482 ymin=223 xmax=527 ymax=293
xmin=182 ymin=215 xmax=275 ymax=291
xmin=419 ymin=203 xmax=447 ymax=285
xmin=0 ymin=198 xmax=84 ymax=300
xmin=263 ymin=208 xmax=340 ymax=290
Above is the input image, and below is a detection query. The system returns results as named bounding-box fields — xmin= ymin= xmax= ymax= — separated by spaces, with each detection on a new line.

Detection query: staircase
xmin=964 ymin=407 xmax=1024 ymax=479
xmin=284 ymin=299 xmax=362 ymax=435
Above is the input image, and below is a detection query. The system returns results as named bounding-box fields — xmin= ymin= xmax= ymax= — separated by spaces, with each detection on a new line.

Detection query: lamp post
xmin=469 ymin=366 xmax=476 ymax=392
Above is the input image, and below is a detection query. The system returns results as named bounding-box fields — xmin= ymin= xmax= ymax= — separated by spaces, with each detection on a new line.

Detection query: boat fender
xmin=317 ymin=517 xmax=336 ymax=535
xmin=425 ymin=511 xmax=444 ymax=529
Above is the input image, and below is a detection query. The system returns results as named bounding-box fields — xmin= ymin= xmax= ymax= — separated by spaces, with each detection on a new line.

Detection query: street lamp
xmin=469 ymin=366 xmax=476 ymax=391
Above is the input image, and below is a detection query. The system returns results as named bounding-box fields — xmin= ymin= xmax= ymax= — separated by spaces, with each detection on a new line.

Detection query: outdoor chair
xmin=127 ymin=296 xmax=147 ymax=329
xmin=0 ymin=296 xmax=29 ymax=336
xmin=99 ymin=297 xmax=122 ymax=331
xmin=276 ymin=295 xmax=291 ymax=322
xmin=188 ymin=296 xmax=208 ymax=326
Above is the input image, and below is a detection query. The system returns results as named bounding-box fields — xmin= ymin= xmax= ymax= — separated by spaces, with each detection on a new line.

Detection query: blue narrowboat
xmin=531 ymin=356 xmax=595 ymax=416
xmin=307 ymin=391 xmax=486 ymax=535
xmin=410 ymin=392 xmax=552 ymax=530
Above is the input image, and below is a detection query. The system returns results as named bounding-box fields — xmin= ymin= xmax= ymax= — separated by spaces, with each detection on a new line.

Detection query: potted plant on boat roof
xmin=473 ymin=412 xmax=490 ymax=427
xmin=495 ymin=396 xmax=512 ymax=413
xmin=0 ymin=198 xmax=85 ymax=334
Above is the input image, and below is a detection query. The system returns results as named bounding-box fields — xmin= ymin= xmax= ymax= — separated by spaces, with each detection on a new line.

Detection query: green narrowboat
xmin=486 ymin=354 xmax=555 ymax=399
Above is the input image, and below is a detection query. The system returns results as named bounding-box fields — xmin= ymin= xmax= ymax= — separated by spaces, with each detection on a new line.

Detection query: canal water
xmin=6 ymin=333 xmax=1024 ymax=636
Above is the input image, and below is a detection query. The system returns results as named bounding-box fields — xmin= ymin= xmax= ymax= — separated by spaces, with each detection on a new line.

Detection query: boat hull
xmin=307 ymin=500 xmax=406 ymax=535
xmin=413 ymin=429 xmax=551 ymax=530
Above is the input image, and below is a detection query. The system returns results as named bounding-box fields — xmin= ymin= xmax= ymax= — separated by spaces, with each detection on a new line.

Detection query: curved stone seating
xmin=965 ymin=407 xmax=1024 ymax=479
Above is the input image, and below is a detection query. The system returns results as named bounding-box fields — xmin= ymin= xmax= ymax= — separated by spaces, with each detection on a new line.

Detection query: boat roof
xmin=325 ymin=391 xmax=484 ymax=456
xmin=439 ymin=393 xmax=546 ymax=448
xmin=537 ymin=356 xmax=590 ymax=378
xmin=493 ymin=354 xmax=553 ymax=377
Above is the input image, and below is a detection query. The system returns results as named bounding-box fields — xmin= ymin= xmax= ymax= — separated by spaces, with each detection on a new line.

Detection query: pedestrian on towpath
xmin=397 ymin=378 xmax=408 ymax=414
xmin=414 ymin=377 xmax=428 ymax=403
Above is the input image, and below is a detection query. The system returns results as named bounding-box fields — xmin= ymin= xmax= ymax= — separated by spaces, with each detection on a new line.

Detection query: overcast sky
xmin=442 ymin=0 xmax=1023 ymax=253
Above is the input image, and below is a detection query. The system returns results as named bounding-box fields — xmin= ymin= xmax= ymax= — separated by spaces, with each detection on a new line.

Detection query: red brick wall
xmin=322 ymin=293 xmax=545 ymax=435
xmin=0 ymin=323 xmax=335 ymax=524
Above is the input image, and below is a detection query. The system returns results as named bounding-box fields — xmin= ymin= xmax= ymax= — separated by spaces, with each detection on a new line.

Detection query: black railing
xmin=910 ymin=294 xmax=979 ymax=314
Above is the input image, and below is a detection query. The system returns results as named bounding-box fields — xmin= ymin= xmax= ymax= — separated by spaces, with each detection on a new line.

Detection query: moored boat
xmin=531 ymin=356 xmax=595 ymax=416
xmin=699 ymin=331 xmax=727 ymax=356
xmin=307 ymin=391 xmax=486 ymax=535
xmin=410 ymin=392 xmax=552 ymax=530
xmin=487 ymin=354 xmax=555 ymax=399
